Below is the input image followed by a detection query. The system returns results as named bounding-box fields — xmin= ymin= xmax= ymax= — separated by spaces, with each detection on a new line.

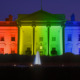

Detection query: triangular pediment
xmin=17 ymin=10 xmax=65 ymax=21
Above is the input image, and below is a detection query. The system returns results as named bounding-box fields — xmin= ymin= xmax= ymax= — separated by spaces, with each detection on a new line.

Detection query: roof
xmin=0 ymin=21 xmax=17 ymax=26
xmin=65 ymin=21 xmax=80 ymax=26
xmin=17 ymin=10 xmax=65 ymax=21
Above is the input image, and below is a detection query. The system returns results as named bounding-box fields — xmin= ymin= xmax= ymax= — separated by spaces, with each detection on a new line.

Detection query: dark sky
xmin=0 ymin=0 xmax=80 ymax=21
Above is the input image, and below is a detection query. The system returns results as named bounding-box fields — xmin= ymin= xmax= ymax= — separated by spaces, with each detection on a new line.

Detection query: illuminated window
xmin=11 ymin=34 xmax=15 ymax=41
xmin=68 ymin=34 xmax=72 ymax=41
xmin=78 ymin=34 xmax=80 ymax=41
xmin=40 ymin=46 xmax=43 ymax=49
xmin=0 ymin=48 xmax=4 ymax=54
xmin=52 ymin=37 xmax=56 ymax=41
xmin=39 ymin=37 xmax=43 ymax=41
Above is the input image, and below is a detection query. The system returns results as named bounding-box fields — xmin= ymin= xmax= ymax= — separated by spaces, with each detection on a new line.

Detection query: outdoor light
xmin=13 ymin=64 xmax=16 ymax=67
xmin=40 ymin=46 xmax=43 ymax=49
xmin=30 ymin=64 xmax=33 ymax=67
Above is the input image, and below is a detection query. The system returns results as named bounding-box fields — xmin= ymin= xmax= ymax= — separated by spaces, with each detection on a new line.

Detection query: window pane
xmin=1 ymin=37 xmax=4 ymax=41
xmin=11 ymin=37 xmax=15 ymax=41
xmin=11 ymin=34 xmax=15 ymax=41
xmin=68 ymin=34 xmax=72 ymax=41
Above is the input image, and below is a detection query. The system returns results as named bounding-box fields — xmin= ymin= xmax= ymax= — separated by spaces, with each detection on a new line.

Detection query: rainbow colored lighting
xmin=19 ymin=26 xmax=33 ymax=55
xmin=49 ymin=26 xmax=63 ymax=56
xmin=0 ymin=21 xmax=18 ymax=54
xmin=34 ymin=26 xmax=48 ymax=56
xmin=65 ymin=21 xmax=80 ymax=55
xmin=16 ymin=10 xmax=65 ymax=56
xmin=0 ymin=10 xmax=71 ymax=56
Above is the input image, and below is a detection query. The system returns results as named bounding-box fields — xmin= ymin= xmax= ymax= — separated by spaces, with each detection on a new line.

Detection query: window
xmin=0 ymin=37 xmax=4 ymax=41
xmin=11 ymin=50 xmax=15 ymax=54
xmin=0 ymin=48 xmax=4 ymax=54
xmin=78 ymin=34 xmax=80 ymax=41
xmin=11 ymin=37 xmax=15 ymax=41
xmin=52 ymin=37 xmax=56 ymax=41
xmin=0 ymin=34 xmax=4 ymax=41
xmin=68 ymin=34 xmax=72 ymax=41
xmin=11 ymin=34 xmax=15 ymax=41
xmin=11 ymin=48 xmax=15 ymax=54
xmin=39 ymin=37 xmax=43 ymax=41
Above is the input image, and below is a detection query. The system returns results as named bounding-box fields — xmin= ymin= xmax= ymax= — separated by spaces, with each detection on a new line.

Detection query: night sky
xmin=0 ymin=0 xmax=80 ymax=21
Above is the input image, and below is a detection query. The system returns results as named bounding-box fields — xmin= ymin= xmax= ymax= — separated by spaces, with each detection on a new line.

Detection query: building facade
xmin=0 ymin=15 xmax=18 ymax=54
xmin=17 ymin=10 xmax=65 ymax=56
xmin=65 ymin=15 xmax=80 ymax=55
xmin=1 ymin=11 xmax=80 ymax=56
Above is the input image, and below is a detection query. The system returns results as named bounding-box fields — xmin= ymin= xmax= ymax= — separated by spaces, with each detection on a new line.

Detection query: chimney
xmin=5 ymin=18 xmax=9 ymax=21
xmin=9 ymin=15 xmax=13 ymax=21
xmin=71 ymin=14 xmax=75 ymax=21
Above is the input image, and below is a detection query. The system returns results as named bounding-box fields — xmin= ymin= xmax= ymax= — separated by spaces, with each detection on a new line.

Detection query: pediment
xmin=18 ymin=10 xmax=65 ymax=21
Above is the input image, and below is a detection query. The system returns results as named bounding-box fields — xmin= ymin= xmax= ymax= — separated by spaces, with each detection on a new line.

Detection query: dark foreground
xmin=0 ymin=66 xmax=80 ymax=79
xmin=0 ymin=54 xmax=80 ymax=79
